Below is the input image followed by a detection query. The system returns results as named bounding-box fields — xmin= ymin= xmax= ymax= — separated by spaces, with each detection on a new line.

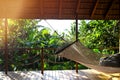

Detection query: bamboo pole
xmin=4 ymin=18 xmax=8 ymax=74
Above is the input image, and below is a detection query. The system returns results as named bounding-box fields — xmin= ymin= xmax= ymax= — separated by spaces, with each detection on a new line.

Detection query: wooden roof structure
xmin=0 ymin=0 xmax=119 ymax=19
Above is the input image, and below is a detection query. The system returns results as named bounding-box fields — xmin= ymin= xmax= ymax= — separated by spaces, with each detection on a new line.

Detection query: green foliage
xmin=0 ymin=19 xmax=119 ymax=71
xmin=0 ymin=19 xmax=72 ymax=71
xmin=64 ymin=22 xmax=76 ymax=41
xmin=78 ymin=20 xmax=119 ymax=54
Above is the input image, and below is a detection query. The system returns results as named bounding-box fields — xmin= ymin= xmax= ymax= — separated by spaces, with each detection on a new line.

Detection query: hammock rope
xmin=44 ymin=20 xmax=66 ymax=42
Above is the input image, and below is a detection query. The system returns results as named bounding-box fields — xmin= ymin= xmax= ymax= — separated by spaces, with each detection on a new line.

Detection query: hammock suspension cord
xmin=44 ymin=20 xmax=67 ymax=42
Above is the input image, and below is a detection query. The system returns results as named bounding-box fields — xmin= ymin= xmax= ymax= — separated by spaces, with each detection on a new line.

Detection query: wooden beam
xmin=105 ymin=0 xmax=114 ymax=19
xmin=91 ymin=0 xmax=99 ymax=18
xmin=59 ymin=0 xmax=62 ymax=18
xmin=76 ymin=0 xmax=81 ymax=13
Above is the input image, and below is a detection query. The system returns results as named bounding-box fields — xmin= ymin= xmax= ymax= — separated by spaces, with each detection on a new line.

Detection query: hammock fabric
xmin=56 ymin=41 xmax=120 ymax=73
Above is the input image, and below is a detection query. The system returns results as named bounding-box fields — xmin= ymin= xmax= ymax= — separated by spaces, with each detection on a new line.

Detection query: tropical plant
xmin=78 ymin=20 xmax=119 ymax=54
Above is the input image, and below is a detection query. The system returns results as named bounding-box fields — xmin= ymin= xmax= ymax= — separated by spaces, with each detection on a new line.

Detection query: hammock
xmin=56 ymin=40 xmax=120 ymax=73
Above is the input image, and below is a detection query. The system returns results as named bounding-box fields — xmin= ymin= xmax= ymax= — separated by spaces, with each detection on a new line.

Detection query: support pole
xmin=75 ymin=14 xmax=78 ymax=73
xmin=4 ymin=18 xmax=8 ymax=74
xmin=119 ymin=36 xmax=120 ymax=53
xmin=41 ymin=48 xmax=44 ymax=74
xmin=118 ymin=20 xmax=120 ymax=53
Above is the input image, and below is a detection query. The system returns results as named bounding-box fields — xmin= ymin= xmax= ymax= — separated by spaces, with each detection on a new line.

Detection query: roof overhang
xmin=0 ymin=0 xmax=119 ymax=19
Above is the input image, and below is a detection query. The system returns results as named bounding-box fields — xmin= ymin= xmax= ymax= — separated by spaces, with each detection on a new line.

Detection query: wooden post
xmin=76 ymin=63 xmax=78 ymax=73
xmin=4 ymin=18 xmax=8 ymax=74
xmin=118 ymin=20 xmax=120 ymax=53
xmin=41 ymin=48 xmax=44 ymax=74
xmin=119 ymin=36 xmax=120 ymax=53
xmin=75 ymin=14 xmax=78 ymax=73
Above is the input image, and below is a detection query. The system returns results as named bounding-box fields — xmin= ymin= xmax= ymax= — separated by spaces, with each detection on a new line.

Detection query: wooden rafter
xmin=0 ymin=1 xmax=119 ymax=20
xmin=59 ymin=0 xmax=62 ymax=18
xmin=105 ymin=0 xmax=114 ymax=19
xmin=91 ymin=0 xmax=99 ymax=18
xmin=40 ymin=0 xmax=43 ymax=16
xmin=76 ymin=0 xmax=81 ymax=14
